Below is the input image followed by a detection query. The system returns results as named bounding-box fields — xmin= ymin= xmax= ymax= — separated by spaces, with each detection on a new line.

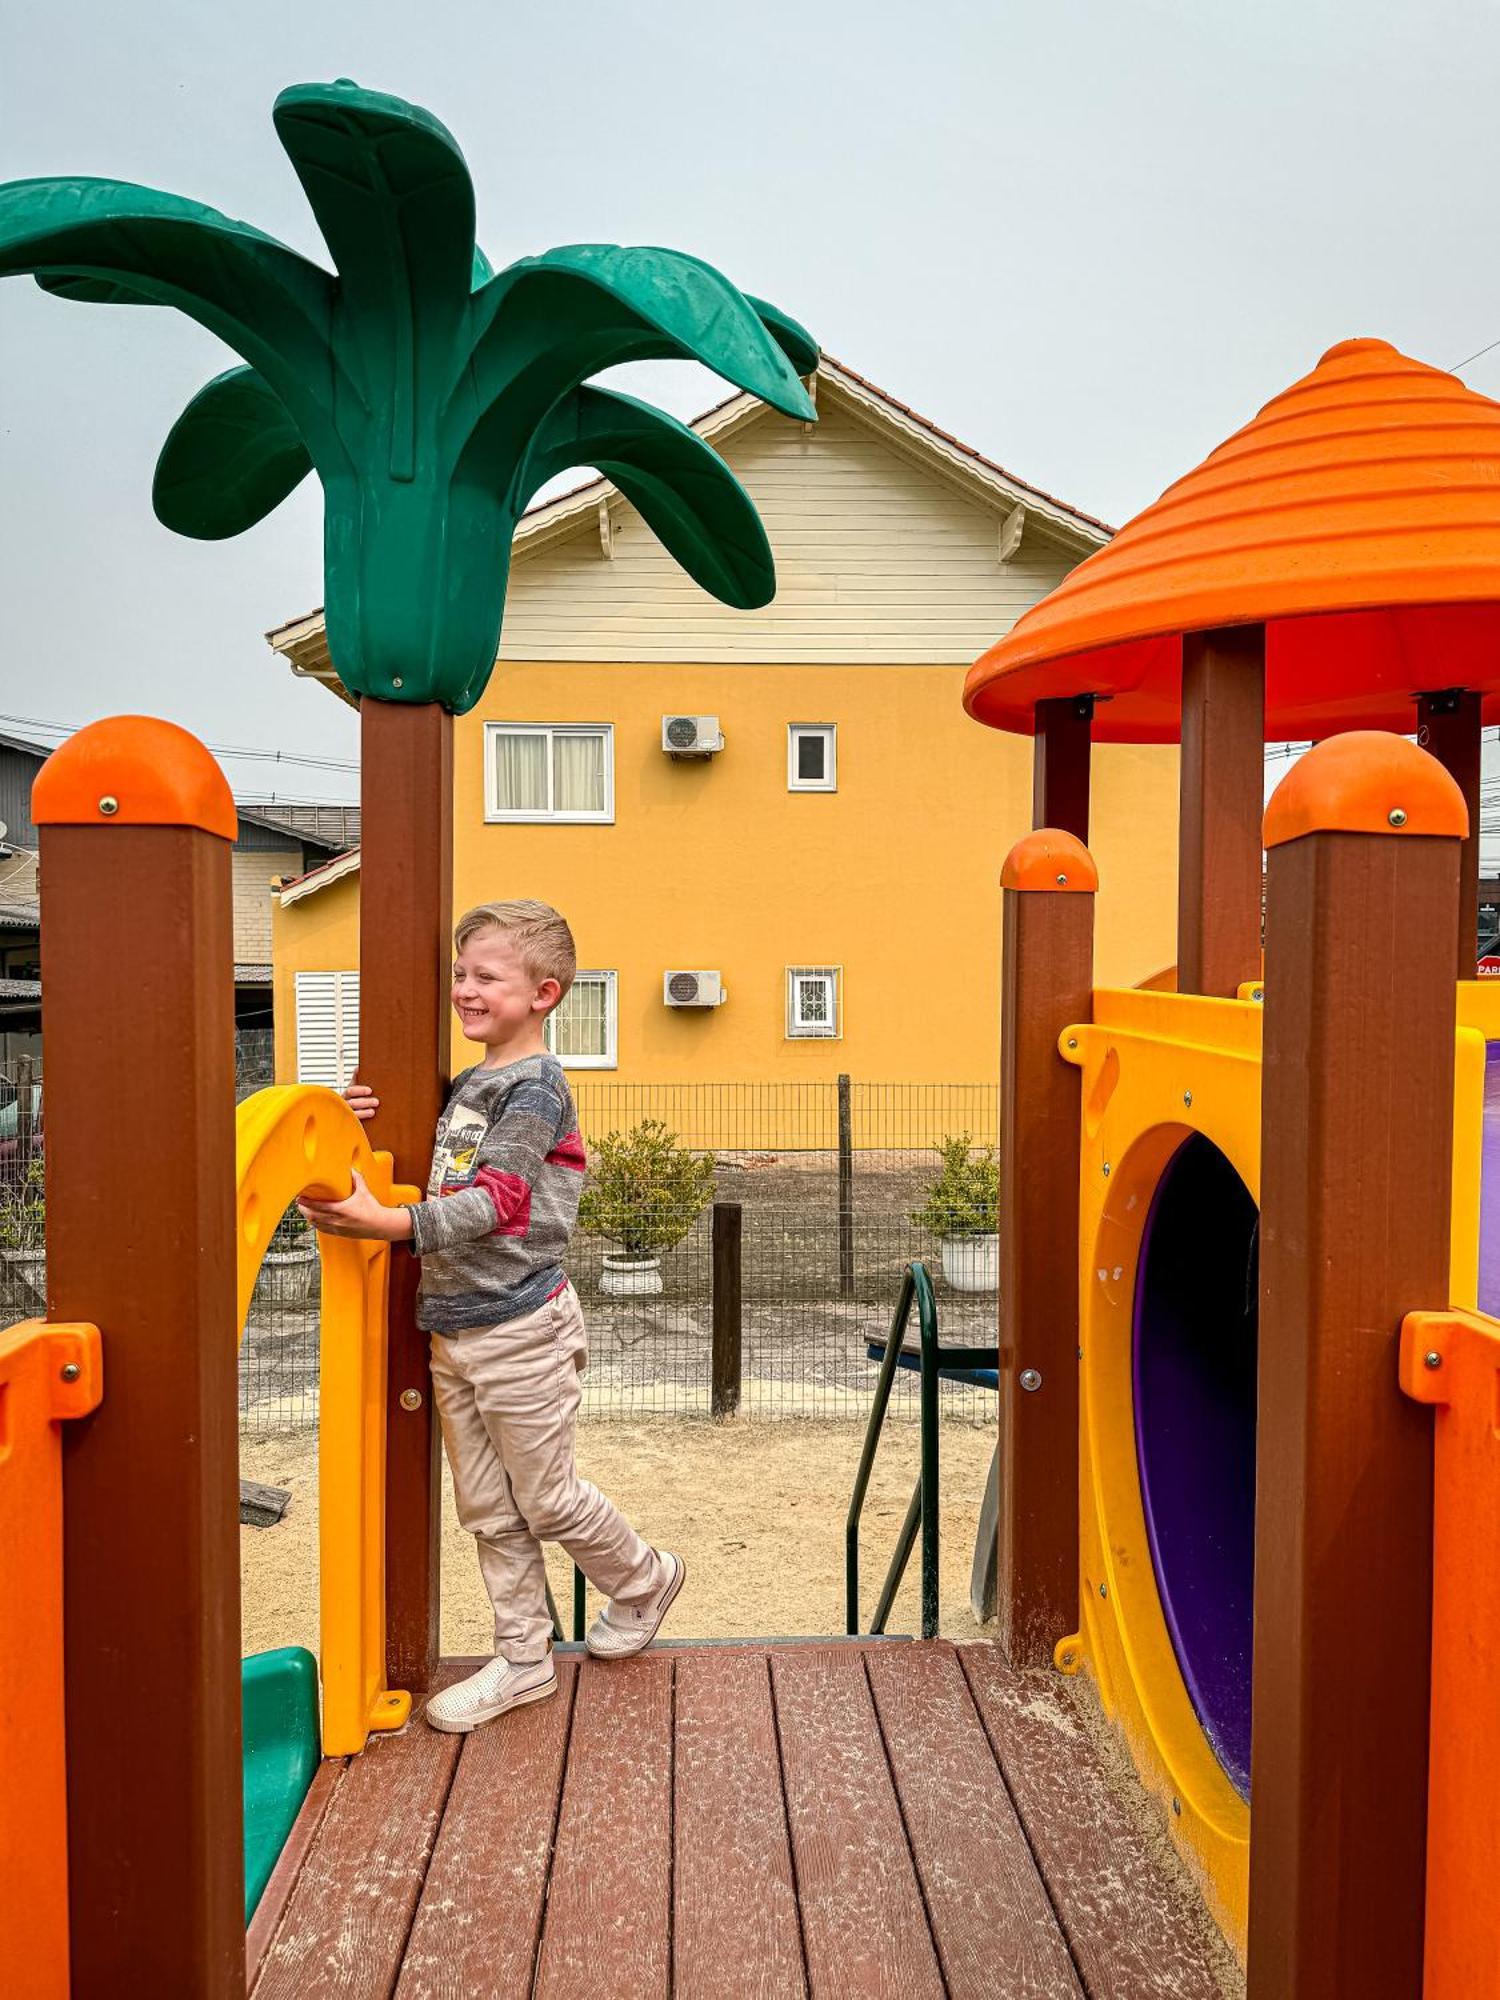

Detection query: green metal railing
xmin=544 ymin=1565 xmax=588 ymax=1642
xmin=845 ymin=1261 xmax=997 ymax=1640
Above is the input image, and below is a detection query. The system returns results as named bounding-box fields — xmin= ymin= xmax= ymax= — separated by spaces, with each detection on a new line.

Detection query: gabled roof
xmin=267 ymin=355 xmax=1113 ymax=700
xmin=276 ymin=847 xmax=361 ymax=907
xmin=237 ymin=802 xmax=362 ymax=850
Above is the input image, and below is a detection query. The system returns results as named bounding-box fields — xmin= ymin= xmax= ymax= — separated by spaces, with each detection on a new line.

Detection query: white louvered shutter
xmin=295 ymin=971 xmax=360 ymax=1087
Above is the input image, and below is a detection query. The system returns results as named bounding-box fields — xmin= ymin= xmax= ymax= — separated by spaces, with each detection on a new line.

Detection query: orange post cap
xmin=32 ymin=715 xmax=236 ymax=840
xmin=1263 ymin=730 xmax=1468 ymax=848
xmin=1000 ymin=828 xmax=1099 ymax=892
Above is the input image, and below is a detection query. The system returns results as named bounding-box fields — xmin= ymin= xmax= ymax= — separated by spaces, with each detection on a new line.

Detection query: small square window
xmin=788 ymin=724 xmax=836 ymax=792
xmin=545 ymin=970 xmax=617 ymax=1069
xmin=786 ymin=964 xmax=841 ymax=1039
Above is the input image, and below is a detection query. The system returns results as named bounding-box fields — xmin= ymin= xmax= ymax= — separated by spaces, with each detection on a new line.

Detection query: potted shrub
xmin=257 ymin=1204 xmax=321 ymax=1309
xmin=0 ymin=1154 xmax=47 ymax=1304
xmin=911 ymin=1134 xmax=1000 ymax=1292
xmin=578 ymin=1118 xmax=716 ymax=1296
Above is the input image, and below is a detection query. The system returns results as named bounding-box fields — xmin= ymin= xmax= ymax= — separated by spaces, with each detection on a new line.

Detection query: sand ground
xmin=240 ymin=1414 xmax=997 ymax=1656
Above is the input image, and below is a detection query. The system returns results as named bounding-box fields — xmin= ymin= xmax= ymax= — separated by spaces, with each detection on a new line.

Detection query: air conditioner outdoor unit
xmin=661 ymin=714 xmax=724 ymax=757
xmin=663 ymin=970 xmax=726 ymax=1008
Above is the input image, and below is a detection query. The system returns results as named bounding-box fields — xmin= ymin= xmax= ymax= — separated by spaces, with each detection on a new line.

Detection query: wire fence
xmin=1 ymin=1063 xmax=1002 ymax=1433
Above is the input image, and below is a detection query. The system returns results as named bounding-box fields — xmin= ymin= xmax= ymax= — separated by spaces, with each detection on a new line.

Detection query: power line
xmin=1450 ymin=334 xmax=1500 ymax=374
xmin=0 ymin=710 xmax=359 ymax=776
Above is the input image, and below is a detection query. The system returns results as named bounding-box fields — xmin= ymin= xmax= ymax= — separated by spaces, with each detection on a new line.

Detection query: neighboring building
xmin=267 ymin=357 xmax=1185 ymax=1098
xmin=0 ymin=725 xmax=357 ymax=1065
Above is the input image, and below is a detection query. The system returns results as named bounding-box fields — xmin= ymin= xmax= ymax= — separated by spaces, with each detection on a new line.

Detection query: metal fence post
xmin=711 ymin=1200 xmax=742 ymax=1417
xmin=837 ymin=1072 xmax=854 ymax=1297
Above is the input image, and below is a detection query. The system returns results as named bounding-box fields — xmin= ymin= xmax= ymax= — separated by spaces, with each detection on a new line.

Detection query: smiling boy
xmin=299 ymin=898 xmax=685 ymax=1731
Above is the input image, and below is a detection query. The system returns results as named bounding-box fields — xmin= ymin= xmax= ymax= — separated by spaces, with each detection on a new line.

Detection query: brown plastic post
xmin=33 ymin=717 xmax=244 ymax=1995
xmin=1031 ymin=695 xmax=1094 ymax=842
xmin=711 ymin=1201 xmax=742 ymax=1418
xmin=360 ymin=700 xmax=452 ymax=1693
xmin=997 ymin=828 xmax=1096 ymax=1667
xmin=1249 ymin=732 xmax=1467 ymax=2000
xmin=1179 ymin=625 xmax=1265 ymax=996
xmin=1417 ymin=688 xmax=1482 ymax=979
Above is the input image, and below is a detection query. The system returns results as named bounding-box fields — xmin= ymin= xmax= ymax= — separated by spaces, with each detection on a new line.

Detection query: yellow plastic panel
xmin=235 ymin=1086 xmax=420 ymax=1752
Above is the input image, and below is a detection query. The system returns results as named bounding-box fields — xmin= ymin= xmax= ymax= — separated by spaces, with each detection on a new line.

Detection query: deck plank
xmin=866 ymin=1645 xmax=1082 ymax=1998
xmin=959 ymin=1646 xmax=1234 ymax=2000
xmin=394 ymin=1658 xmax=579 ymax=1998
xmin=250 ymin=1703 xmax=461 ymax=1999
xmin=772 ymin=1646 xmax=943 ymax=1999
xmin=533 ymin=1654 xmax=674 ymax=1999
xmin=674 ymin=1650 xmax=807 ymax=1999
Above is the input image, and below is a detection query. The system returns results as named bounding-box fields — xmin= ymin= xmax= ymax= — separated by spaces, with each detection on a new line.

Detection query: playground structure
xmin=2 ymin=68 xmax=1500 ymax=1993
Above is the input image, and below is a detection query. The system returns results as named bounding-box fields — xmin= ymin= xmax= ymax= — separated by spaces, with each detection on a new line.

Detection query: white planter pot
xmin=1 ymin=1245 xmax=46 ymax=1303
xmin=258 ymin=1246 xmax=320 ymax=1308
xmin=600 ymin=1254 xmax=664 ymax=1298
xmin=941 ymin=1233 xmax=999 ymax=1293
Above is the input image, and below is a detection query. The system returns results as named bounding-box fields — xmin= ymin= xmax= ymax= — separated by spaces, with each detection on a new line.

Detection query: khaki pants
xmin=429 ymin=1281 xmax=659 ymax=1663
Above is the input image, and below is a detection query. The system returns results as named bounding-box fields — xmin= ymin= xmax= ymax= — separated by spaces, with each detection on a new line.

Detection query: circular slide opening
xmin=1133 ymin=1133 xmax=1258 ymax=1798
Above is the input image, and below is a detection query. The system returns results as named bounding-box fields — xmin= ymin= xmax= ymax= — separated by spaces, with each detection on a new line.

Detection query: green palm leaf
xmin=0 ymin=178 xmax=342 ymax=457
xmin=746 ymin=294 xmax=819 ymax=376
xmin=516 ymin=385 xmax=774 ymax=608
xmin=468 ymin=242 xmax=816 ymax=431
xmin=153 ymin=366 xmax=314 ymax=539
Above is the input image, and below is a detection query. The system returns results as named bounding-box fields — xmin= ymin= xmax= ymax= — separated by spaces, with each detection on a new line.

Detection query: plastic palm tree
xmin=0 ymin=79 xmax=818 ymax=711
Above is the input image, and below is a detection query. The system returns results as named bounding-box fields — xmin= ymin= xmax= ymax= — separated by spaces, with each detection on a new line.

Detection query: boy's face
xmin=451 ymin=929 xmax=559 ymax=1047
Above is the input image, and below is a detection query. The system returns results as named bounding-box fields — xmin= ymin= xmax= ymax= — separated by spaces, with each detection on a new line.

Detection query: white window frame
xmin=786 ymin=964 xmax=842 ymax=1040
xmin=294 ymin=970 xmax=360 ymax=1088
xmin=484 ymin=722 xmax=615 ymax=824
xmin=545 ymin=969 xmax=618 ymax=1070
xmin=788 ymin=723 xmax=837 ymax=792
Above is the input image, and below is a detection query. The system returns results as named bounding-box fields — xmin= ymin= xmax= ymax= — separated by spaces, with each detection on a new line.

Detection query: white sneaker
xmin=585 ymin=1552 xmax=687 ymax=1660
xmin=425 ymin=1653 xmax=557 ymax=1733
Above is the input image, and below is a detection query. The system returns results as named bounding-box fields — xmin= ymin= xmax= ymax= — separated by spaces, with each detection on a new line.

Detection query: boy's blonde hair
xmin=454 ymin=900 xmax=576 ymax=1006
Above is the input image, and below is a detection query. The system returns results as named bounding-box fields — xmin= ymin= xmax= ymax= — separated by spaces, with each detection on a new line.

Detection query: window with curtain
xmin=545 ymin=970 xmax=617 ymax=1068
xmin=484 ymin=724 xmax=613 ymax=822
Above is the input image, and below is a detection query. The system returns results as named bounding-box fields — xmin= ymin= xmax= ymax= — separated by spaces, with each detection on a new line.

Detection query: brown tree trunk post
xmin=1032 ymin=695 xmax=1094 ymax=843
xmin=711 ymin=1200 xmax=742 ymax=1418
xmin=1179 ymin=625 xmax=1265 ymax=996
xmin=34 ymin=718 xmax=244 ymax=1995
xmin=837 ymin=1072 xmax=854 ymax=1298
xmin=997 ymin=829 xmax=1096 ymax=1667
xmin=361 ymin=700 xmax=453 ymax=1694
xmin=1249 ymin=733 xmax=1467 ymax=2000
xmin=1417 ymin=688 xmax=1482 ymax=980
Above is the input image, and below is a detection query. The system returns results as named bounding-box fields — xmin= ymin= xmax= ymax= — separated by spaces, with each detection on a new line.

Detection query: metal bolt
xmin=1055 ymin=872 xmax=1068 ymax=886
xmin=1252 ymin=986 xmax=1264 ymax=1003
xmin=1423 ymin=1349 xmax=1443 ymax=1371
xmin=1020 ymin=1368 xmax=1042 ymax=1392
xmin=98 ymin=795 xmax=119 ymax=816
xmin=1076 ymin=1345 xmax=1083 ymax=1360
xmin=1388 ymin=806 xmax=1407 ymax=827
xmin=1099 ymin=1582 xmax=1108 ymax=1600
xmin=1066 ymin=1037 xmax=1078 ymax=1050
xmin=1183 ymin=1089 xmax=1193 ymax=1107
xmin=1102 ymin=1162 xmax=1111 ymax=1177
xmin=399 ymin=1387 xmax=424 ymax=1411
xmin=1060 ymin=1649 xmax=1076 ymax=1668
xmin=392 ymin=675 xmax=404 ymax=690
xmin=1172 ymin=1796 xmax=1182 ymax=1817
xmin=59 ymin=1361 xmax=80 ymax=1383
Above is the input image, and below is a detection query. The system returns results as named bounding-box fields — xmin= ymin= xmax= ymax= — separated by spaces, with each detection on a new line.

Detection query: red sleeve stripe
xmin=472 ymin=1166 xmax=533 ymax=1237
xmin=546 ymin=1129 xmax=588 ymax=1173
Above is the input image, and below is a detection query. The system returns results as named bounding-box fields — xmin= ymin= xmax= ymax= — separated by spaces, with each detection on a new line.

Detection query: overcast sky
xmin=3 ymin=0 xmax=1498 ymax=822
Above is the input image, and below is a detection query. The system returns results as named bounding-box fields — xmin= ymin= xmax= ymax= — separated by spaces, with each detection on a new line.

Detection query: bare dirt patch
xmin=240 ymin=1414 xmax=997 ymax=1657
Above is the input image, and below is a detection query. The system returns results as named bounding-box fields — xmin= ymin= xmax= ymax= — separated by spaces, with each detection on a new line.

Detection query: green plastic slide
xmin=241 ymin=1646 xmax=320 ymax=1923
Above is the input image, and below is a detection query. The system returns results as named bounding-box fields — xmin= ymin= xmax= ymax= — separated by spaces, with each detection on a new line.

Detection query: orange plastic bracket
xmin=1399 ymin=1307 xmax=1500 ymax=2000
xmin=31 ymin=715 xmax=237 ymax=839
xmin=0 ymin=1319 xmax=102 ymax=2000
xmin=1264 ymin=731 xmax=1469 ymax=848
xmin=1000 ymin=827 xmax=1099 ymax=892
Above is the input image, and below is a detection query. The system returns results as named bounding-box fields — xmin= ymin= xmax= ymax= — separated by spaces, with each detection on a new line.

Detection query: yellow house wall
xmin=271 ymin=665 xmax=1179 ymax=1103
xmin=272 ymin=870 xmax=360 ymax=1083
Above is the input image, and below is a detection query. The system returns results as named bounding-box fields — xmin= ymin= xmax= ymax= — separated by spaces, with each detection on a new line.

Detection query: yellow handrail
xmin=236 ymin=1086 xmax=419 ymax=1752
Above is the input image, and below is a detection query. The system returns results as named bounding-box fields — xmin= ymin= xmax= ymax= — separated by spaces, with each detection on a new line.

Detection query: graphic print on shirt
xmin=428 ymin=1102 xmax=489 ymax=1197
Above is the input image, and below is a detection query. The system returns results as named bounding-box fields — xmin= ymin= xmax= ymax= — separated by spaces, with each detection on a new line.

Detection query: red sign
xmin=1478 ymin=957 xmax=1500 ymax=977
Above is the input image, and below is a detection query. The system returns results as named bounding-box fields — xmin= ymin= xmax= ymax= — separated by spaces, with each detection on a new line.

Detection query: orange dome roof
xmin=964 ymin=339 xmax=1500 ymax=742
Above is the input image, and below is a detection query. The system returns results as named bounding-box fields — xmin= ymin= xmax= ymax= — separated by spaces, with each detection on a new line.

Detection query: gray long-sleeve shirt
xmin=406 ymin=1053 xmax=585 ymax=1332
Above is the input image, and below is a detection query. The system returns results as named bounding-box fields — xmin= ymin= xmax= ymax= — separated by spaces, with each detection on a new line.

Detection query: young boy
xmin=298 ymin=898 xmax=685 ymax=1732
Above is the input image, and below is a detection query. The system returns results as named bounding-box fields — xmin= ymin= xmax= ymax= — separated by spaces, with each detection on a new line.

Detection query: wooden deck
xmin=248 ymin=1641 xmax=1237 ymax=1999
